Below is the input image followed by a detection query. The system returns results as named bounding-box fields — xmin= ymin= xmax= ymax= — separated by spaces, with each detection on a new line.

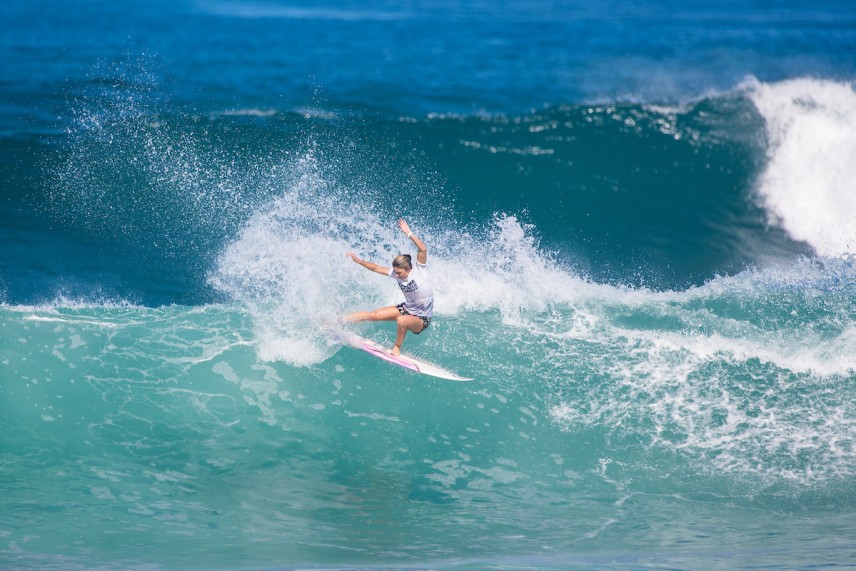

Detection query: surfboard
xmin=333 ymin=331 xmax=472 ymax=381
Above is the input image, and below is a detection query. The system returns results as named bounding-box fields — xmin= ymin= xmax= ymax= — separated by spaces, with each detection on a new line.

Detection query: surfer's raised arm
xmin=346 ymin=253 xmax=390 ymax=276
xmin=398 ymin=218 xmax=427 ymax=265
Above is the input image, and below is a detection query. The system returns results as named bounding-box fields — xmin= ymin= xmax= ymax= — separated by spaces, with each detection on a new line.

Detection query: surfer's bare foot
xmin=390 ymin=346 xmax=401 ymax=356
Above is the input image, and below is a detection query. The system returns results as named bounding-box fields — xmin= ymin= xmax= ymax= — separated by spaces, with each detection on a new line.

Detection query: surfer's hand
xmin=346 ymin=252 xmax=360 ymax=263
xmin=398 ymin=219 xmax=412 ymax=236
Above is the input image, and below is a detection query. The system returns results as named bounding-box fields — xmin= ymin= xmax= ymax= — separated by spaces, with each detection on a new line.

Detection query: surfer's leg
xmin=345 ymin=306 xmax=399 ymax=323
xmin=391 ymin=315 xmax=424 ymax=356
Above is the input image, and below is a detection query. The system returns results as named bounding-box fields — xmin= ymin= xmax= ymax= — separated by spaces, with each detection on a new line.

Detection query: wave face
xmin=3 ymin=255 xmax=856 ymax=568
xmin=18 ymin=75 xmax=851 ymax=304
xmin=3 ymin=0 xmax=856 ymax=565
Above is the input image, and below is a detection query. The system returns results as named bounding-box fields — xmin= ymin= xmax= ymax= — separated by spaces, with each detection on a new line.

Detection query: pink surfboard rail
xmin=335 ymin=331 xmax=472 ymax=381
xmin=359 ymin=342 xmax=421 ymax=372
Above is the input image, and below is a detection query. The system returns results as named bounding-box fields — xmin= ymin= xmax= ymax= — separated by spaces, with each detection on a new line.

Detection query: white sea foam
xmin=746 ymin=77 xmax=856 ymax=257
xmin=546 ymin=259 xmax=856 ymax=485
xmin=549 ymin=322 xmax=856 ymax=485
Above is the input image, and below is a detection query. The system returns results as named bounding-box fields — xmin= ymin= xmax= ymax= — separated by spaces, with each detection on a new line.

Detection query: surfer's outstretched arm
xmin=346 ymin=253 xmax=390 ymax=275
xmin=398 ymin=218 xmax=427 ymax=264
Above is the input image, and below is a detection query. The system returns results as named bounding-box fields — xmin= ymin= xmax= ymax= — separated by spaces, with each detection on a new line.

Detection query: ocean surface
xmin=3 ymin=0 xmax=856 ymax=569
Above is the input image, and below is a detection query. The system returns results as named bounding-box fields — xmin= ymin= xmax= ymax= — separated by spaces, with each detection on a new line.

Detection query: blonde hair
xmin=392 ymin=254 xmax=412 ymax=270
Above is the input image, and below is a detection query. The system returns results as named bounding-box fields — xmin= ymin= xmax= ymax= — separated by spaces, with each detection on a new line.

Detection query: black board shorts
xmin=396 ymin=303 xmax=431 ymax=333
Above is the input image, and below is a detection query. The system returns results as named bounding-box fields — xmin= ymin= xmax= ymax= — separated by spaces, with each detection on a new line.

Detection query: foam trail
xmin=747 ymin=77 xmax=856 ymax=257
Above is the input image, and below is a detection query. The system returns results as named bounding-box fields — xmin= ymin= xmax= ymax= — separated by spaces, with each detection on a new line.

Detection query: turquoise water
xmin=3 ymin=0 xmax=856 ymax=569
xmin=4 ymin=262 xmax=856 ymax=568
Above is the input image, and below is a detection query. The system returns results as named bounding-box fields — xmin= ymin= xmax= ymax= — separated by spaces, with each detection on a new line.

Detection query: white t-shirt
xmin=388 ymin=261 xmax=434 ymax=318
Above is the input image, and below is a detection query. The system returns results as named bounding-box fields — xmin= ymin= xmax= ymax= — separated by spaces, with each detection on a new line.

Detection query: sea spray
xmin=208 ymin=148 xmax=398 ymax=365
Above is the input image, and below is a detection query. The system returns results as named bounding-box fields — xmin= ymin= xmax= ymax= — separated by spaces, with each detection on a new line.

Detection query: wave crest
xmin=747 ymin=77 xmax=856 ymax=257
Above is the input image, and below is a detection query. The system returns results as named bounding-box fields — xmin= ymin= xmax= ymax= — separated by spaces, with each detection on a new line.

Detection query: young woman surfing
xmin=345 ymin=219 xmax=433 ymax=356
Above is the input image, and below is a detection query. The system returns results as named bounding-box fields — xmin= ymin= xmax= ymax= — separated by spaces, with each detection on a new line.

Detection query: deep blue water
xmin=2 ymin=1 xmax=856 ymax=569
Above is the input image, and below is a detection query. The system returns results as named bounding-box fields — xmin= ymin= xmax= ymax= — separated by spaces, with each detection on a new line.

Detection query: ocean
xmin=2 ymin=0 xmax=856 ymax=569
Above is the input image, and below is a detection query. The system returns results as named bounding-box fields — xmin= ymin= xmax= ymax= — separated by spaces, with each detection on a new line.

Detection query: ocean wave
xmin=209 ymin=180 xmax=856 ymax=485
xmin=4 ymin=247 xmax=856 ymax=490
xmin=47 ymin=69 xmax=849 ymax=299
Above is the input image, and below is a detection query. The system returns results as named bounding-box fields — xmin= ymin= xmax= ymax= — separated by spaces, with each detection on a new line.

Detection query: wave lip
xmin=747 ymin=77 xmax=856 ymax=257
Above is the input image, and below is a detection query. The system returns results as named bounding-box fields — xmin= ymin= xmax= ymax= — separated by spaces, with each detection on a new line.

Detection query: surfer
xmin=345 ymin=218 xmax=433 ymax=356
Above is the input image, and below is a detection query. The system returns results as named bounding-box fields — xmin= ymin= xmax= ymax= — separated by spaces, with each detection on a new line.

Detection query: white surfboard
xmin=334 ymin=331 xmax=472 ymax=381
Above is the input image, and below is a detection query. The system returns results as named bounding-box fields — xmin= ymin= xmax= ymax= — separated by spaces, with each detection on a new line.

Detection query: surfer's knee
xmin=397 ymin=314 xmax=423 ymax=333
